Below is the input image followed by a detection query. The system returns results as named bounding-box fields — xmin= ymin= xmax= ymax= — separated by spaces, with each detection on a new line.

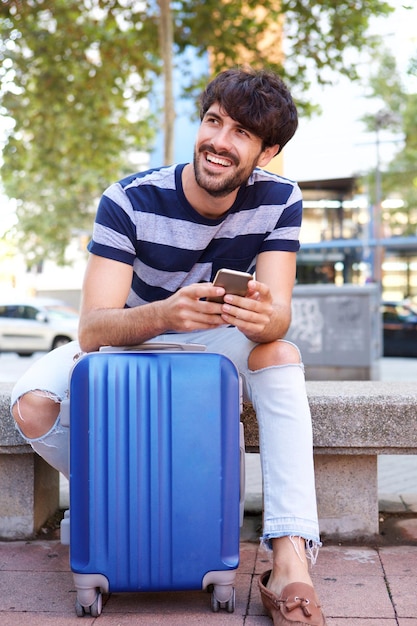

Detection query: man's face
xmin=193 ymin=103 xmax=265 ymax=198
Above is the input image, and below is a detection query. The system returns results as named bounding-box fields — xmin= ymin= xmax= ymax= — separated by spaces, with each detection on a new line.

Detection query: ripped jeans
xmin=10 ymin=327 xmax=320 ymax=550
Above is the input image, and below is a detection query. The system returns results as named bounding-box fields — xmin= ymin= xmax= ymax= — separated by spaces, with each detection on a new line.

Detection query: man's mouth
xmin=206 ymin=153 xmax=232 ymax=167
xmin=199 ymin=144 xmax=238 ymax=168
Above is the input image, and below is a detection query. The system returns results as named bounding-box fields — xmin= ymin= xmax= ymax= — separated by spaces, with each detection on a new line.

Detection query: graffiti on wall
xmin=288 ymin=298 xmax=324 ymax=353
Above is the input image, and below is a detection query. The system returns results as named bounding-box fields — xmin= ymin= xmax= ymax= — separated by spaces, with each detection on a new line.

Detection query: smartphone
xmin=208 ymin=268 xmax=253 ymax=303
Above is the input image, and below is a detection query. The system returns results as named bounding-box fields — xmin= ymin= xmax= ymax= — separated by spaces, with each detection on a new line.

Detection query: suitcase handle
xmin=99 ymin=342 xmax=207 ymax=352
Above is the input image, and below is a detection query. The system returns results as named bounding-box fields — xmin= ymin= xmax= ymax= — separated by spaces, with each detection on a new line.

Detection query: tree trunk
xmin=157 ymin=0 xmax=175 ymax=165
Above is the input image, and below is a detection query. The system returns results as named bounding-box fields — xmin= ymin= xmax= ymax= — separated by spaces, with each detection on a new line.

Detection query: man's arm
xmin=78 ymin=254 xmax=228 ymax=352
xmin=219 ymin=250 xmax=296 ymax=344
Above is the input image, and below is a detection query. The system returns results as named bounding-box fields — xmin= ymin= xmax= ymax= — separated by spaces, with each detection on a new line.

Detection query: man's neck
xmin=181 ymin=163 xmax=239 ymax=219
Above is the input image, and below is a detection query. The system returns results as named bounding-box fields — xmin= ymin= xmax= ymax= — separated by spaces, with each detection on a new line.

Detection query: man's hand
xmin=219 ymin=279 xmax=276 ymax=341
xmin=158 ymin=283 xmax=228 ymax=332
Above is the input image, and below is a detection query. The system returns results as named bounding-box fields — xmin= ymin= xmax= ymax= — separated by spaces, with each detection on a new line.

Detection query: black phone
xmin=208 ymin=268 xmax=253 ymax=303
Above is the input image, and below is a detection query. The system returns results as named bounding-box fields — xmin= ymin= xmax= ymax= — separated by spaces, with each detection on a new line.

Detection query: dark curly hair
xmin=199 ymin=67 xmax=298 ymax=154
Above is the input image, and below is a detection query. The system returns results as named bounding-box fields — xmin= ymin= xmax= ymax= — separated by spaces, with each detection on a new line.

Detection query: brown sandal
xmin=259 ymin=570 xmax=327 ymax=626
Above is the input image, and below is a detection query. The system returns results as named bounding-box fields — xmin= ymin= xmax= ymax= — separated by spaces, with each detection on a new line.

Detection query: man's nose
xmin=211 ymin=126 xmax=234 ymax=152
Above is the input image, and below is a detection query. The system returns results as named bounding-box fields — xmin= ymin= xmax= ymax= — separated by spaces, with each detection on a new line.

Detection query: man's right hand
xmin=159 ymin=283 xmax=227 ymax=332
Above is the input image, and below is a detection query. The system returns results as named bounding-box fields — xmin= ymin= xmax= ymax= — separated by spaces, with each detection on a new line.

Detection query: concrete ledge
xmin=0 ymin=383 xmax=59 ymax=540
xmin=1 ymin=381 xmax=416 ymax=541
xmin=308 ymin=381 xmax=417 ymax=454
xmin=242 ymin=381 xmax=417 ymax=453
xmin=242 ymin=381 xmax=417 ymax=541
xmin=0 ymin=383 xmax=31 ymax=450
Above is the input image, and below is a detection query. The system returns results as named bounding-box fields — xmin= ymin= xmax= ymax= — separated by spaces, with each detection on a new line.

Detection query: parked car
xmin=0 ymin=297 xmax=79 ymax=357
xmin=382 ymin=301 xmax=417 ymax=357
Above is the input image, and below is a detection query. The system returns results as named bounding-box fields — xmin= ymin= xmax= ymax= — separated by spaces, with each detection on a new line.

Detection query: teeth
xmin=207 ymin=154 xmax=231 ymax=167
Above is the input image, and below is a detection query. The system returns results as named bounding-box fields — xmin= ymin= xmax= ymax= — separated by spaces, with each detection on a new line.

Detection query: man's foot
xmin=259 ymin=570 xmax=327 ymax=626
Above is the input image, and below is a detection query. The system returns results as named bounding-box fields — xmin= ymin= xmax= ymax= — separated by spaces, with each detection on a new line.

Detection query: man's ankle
xmin=268 ymin=536 xmax=313 ymax=595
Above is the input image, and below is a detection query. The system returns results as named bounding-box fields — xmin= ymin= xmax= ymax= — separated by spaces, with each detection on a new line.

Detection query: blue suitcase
xmin=65 ymin=348 xmax=244 ymax=617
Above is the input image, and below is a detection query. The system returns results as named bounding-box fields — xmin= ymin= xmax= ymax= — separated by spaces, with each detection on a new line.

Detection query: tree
xmin=360 ymin=48 xmax=417 ymax=235
xmin=0 ymin=0 xmax=159 ymax=265
xmin=0 ymin=0 xmax=395 ymax=264
xmin=157 ymin=0 xmax=175 ymax=164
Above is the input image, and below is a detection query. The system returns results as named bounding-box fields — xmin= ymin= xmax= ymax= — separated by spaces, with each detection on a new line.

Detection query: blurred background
xmin=0 ymin=0 xmax=417 ymax=375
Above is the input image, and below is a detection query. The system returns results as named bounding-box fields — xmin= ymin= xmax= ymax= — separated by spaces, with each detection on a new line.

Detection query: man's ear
xmin=257 ymin=144 xmax=280 ymax=168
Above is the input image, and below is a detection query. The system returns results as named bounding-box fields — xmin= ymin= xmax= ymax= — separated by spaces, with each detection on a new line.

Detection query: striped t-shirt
xmin=88 ymin=163 xmax=302 ymax=308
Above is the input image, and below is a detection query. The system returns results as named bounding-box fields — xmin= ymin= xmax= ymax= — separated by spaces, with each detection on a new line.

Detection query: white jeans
xmin=11 ymin=327 xmax=320 ymax=548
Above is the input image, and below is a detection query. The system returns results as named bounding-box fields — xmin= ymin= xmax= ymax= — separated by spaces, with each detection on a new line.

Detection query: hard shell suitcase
xmin=66 ymin=348 xmax=244 ymax=617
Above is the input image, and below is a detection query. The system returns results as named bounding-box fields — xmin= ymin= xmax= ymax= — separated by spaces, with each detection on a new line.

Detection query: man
xmin=11 ymin=67 xmax=326 ymax=626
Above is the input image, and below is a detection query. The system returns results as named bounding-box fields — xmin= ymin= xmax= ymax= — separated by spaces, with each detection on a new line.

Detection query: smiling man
xmin=190 ymin=102 xmax=276 ymax=201
xmin=11 ymin=68 xmax=326 ymax=626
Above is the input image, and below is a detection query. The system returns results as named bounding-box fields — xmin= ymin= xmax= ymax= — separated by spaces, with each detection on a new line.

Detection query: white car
xmin=0 ymin=297 xmax=79 ymax=357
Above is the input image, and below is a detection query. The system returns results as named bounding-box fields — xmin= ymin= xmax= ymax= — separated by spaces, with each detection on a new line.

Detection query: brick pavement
xmin=1 ymin=532 xmax=417 ymax=625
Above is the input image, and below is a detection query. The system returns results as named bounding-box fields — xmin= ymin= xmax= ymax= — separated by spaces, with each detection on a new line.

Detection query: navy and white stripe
xmin=88 ymin=163 xmax=302 ymax=306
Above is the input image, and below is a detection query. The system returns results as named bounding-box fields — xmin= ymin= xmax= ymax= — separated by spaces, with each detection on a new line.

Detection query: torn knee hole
xmin=12 ymin=389 xmax=61 ymax=424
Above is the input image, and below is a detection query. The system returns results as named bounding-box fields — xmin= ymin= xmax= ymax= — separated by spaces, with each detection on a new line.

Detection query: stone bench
xmin=242 ymin=380 xmax=417 ymax=541
xmin=1 ymin=381 xmax=416 ymax=541
xmin=0 ymin=383 xmax=59 ymax=540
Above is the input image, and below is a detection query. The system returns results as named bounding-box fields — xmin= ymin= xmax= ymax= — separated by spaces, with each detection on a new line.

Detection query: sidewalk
xmin=1 ymin=533 xmax=417 ymax=625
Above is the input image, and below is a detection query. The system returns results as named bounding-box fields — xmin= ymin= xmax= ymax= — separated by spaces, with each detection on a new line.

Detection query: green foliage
xmin=0 ymin=0 xmax=395 ymax=264
xmin=360 ymin=48 xmax=417 ymax=235
xmin=0 ymin=0 xmax=159 ymax=265
xmin=175 ymin=0 xmax=393 ymax=109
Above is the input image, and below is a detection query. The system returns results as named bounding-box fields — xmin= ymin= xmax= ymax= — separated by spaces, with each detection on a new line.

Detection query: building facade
xmin=298 ymin=177 xmax=417 ymax=302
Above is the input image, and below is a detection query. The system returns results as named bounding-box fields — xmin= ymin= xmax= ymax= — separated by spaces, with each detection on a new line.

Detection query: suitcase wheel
xmin=211 ymin=585 xmax=235 ymax=613
xmin=75 ymin=591 xmax=103 ymax=617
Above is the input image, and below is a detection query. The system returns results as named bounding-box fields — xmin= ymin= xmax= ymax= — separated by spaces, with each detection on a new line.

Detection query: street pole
xmin=372 ymin=110 xmax=396 ymax=286
xmin=373 ymin=117 xmax=383 ymax=285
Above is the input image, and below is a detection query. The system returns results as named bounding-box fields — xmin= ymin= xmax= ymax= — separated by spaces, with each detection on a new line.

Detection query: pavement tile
xmin=313 ymin=546 xmax=381 ymax=576
xmin=99 ymin=613 xmax=245 ymax=625
xmin=385 ymin=575 xmax=417 ymax=618
xmin=379 ymin=545 xmax=417 ymax=574
xmin=314 ymin=574 xmax=395 ymax=620
xmin=103 ymin=574 xmax=249 ymax=616
xmin=248 ymin=575 xmax=267 ymax=618
xmin=103 ymin=589 xmax=215 ymax=614
xmin=0 ymin=571 xmax=75 ymax=613
xmin=249 ymin=547 xmax=273 ymax=617
xmin=398 ymin=620 xmax=417 ymax=625
xmin=0 ymin=540 xmax=69 ymax=572
xmin=236 ymin=540 xmax=258 ymax=574
xmin=0 ymin=614 xmax=94 ymax=626
xmin=326 ymin=617 xmax=396 ymax=626
xmin=254 ymin=544 xmax=273 ymax=575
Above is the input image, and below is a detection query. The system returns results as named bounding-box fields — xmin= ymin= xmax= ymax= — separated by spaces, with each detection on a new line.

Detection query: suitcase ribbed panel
xmin=70 ymin=352 xmax=240 ymax=592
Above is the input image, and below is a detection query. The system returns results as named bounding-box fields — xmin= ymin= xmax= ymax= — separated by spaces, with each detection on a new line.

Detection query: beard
xmin=193 ymin=144 xmax=259 ymax=198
